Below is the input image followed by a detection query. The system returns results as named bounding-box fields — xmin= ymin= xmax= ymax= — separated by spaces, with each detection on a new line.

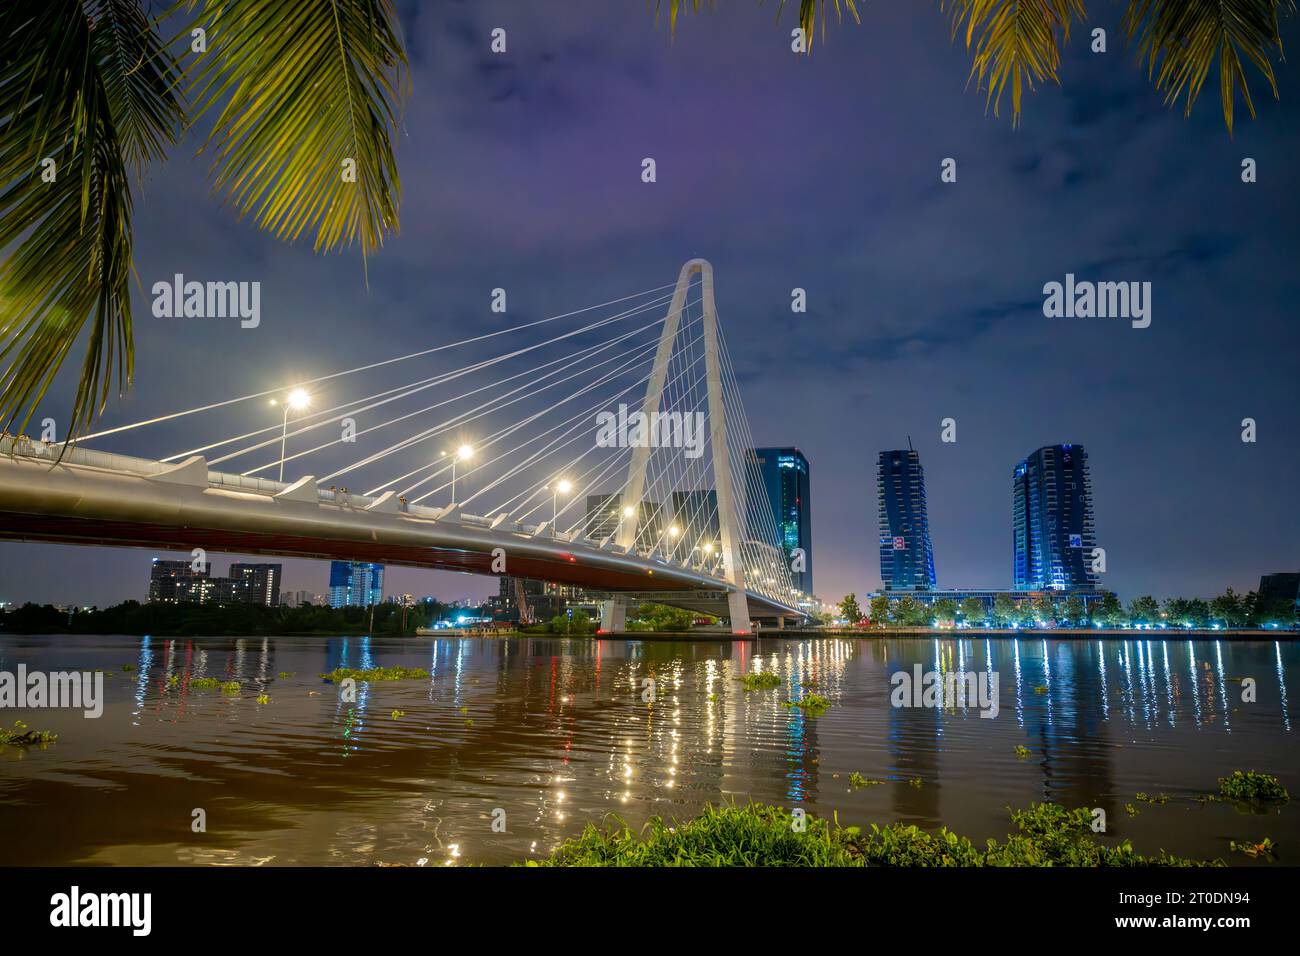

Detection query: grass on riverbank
xmin=524 ymin=802 xmax=1222 ymax=867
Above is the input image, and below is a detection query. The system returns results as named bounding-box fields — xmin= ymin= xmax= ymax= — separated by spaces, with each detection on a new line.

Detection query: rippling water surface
xmin=1 ymin=634 xmax=1296 ymax=865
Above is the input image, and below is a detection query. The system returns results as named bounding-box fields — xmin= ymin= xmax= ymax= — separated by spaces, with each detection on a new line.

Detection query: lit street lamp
xmin=270 ymin=388 xmax=310 ymax=482
xmin=550 ymin=478 xmax=572 ymax=532
xmin=443 ymin=443 xmax=474 ymax=505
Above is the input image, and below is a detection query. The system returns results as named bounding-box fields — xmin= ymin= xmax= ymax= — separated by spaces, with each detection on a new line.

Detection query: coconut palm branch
xmin=184 ymin=0 xmax=408 ymax=262
xmin=0 ymin=0 xmax=181 ymax=438
xmin=656 ymin=1 xmax=862 ymax=45
xmin=1124 ymin=0 xmax=1296 ymax=135
xmin=660 ymin=0 xmax=1292 ymax=131
xmin=945 ymin=0 xmax=1085 ymax=126
xmin=0 ymin=0 xmax=407 ymax=442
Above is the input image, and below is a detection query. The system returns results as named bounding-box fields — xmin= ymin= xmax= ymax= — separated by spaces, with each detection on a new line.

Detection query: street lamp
xmin=443 ymin=443 xmax=474 ymax=505
xmin=550 ymin=478 xmax=572 ymax=532
xmin=270 ymin=388 xmax=310 ymax=482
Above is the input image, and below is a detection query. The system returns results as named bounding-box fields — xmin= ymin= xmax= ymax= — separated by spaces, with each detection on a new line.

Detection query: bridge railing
xmin=208 ymin=471 xmax=288 ymax=496
xmin=1 ymin=437 xmax=170 ymax=476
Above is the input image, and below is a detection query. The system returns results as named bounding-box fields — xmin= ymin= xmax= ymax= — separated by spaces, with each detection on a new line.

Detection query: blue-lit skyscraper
xmin=328 ymin=561 xmax=385 ymax=608
xmin=753 ymin=448 xmax=813 ymax=596
xmin=1012 ymin=444 xmax=1096 ymax=591
xmin=877 ymin=449 xmax=936 ymax=591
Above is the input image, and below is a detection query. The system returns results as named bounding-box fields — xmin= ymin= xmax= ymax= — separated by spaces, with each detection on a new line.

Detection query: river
xmin=0 ymin=634 xmax=1295 ymax=865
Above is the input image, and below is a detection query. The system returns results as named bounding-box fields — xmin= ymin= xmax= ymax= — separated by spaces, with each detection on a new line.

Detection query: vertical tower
xmin=1012 ymin=444 xmax=1096 ymax=591
xmin=753 ymin=448 xmax=813 ymax=596
xmin=877 ymin=449 xmax=937 ymax=590
xmin=606 ymin=259 xmax=753 ymax=634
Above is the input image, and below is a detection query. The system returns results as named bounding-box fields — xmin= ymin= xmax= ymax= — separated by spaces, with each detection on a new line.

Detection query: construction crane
xmin=512 ymin=578 xmax=533 ymax=626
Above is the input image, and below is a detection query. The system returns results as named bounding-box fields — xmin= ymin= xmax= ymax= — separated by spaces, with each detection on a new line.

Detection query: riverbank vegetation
xmin=516 ymin=604 xmax=717 ymax=636
xmin=0 ymin=599 xmax=453 ymax=637
xmin=856 ymin=587 xmax=1297 ymax=630
xmin=525 ymin=802 xmax=1221 ymax=867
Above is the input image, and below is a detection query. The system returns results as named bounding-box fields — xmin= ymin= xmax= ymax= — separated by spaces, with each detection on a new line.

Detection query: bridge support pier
xmin=727 ymin=590 xmax=751 ymax=636
xmin=600 ymin=599 xmax=626 ymax=634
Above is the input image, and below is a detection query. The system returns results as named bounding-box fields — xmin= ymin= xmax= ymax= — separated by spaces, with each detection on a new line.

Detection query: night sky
xmin=2 ymin=0 xmax=1297 ymax=608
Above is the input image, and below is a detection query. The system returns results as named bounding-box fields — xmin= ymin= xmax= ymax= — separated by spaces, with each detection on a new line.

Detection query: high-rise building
xmin=669 ymin=489 xmax=720 ymax=568
xmin=148 ymin=558 xmax=280 ymax=605
xmin=877 ymin=449 xmax=937 ymax=591
xmin=148 ymin=558 xmax=212 ymax=603
xmin=229 ymin=562 xmax=282 ymax=606
xmin=583 ymin=494 xmax=666 ymax=551
xmin=1012 ymin=444 xmax=1096 ymax=592
xmin=752 ymin=448 xmax=812 ymax=595
xmin=328 ymin=561 xmax=385 ymax=608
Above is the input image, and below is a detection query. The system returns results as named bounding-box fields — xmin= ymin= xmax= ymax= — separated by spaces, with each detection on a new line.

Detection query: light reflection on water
xmin=0 ymin=634 xmax=1295 ymax=866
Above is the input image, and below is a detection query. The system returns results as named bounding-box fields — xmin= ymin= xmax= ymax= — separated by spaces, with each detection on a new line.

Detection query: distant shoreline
xmin=1 ymin=627 xmax=1295 ymax=641
xmin=772 ymin=626 xmax=1297 ymax=639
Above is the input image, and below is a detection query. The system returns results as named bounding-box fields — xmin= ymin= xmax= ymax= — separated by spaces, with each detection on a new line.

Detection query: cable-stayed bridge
xmin=0 ymin=260 xmax=814 ymax=633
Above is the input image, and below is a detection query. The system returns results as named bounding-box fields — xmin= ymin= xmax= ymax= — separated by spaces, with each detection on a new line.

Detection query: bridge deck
xmin=0 ymin=438 xmax=805 ymax=621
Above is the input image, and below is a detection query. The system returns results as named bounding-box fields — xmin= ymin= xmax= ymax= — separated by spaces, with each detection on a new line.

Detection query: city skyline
xmin=0 ymin=2 xmax=1295 ymax=606
xmin=7 ymin=430 xmax=1290 ymax=611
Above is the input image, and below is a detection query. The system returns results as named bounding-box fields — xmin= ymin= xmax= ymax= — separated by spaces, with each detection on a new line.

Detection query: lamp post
xmin=270 ymin=388 xmax=310 ymax=482
xmin=445 ymin=443 xmax=473 ymax=505
xmin=551 ymin=478 xmax=572 ymax=533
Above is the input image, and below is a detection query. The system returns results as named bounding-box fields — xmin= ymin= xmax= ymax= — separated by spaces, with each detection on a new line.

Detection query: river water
xmin=1 ymin=634 xmax=1295 ymax=865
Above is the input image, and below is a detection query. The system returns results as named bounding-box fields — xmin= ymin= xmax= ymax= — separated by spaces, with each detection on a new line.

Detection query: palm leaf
xmin=94 ymin=0 xmax=186 ymax=169
xmin=184 ymin=0 xmax=408 ymax=263
xmin=1125 ymin=0 xmax=1294 ymax=135
xmin=0 ymin=0 xmax=177 ymax=438
xmin=945 ymin=1 xmax=1086 ymax=126
xmin=653 ymin=1 xmax=861 ymax=47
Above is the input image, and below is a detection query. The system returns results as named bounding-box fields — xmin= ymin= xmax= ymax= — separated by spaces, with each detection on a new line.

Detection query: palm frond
xmin=945 ymin=0 xmax=1085 ymax=126
xmin=0 ymin=0 xmax=146 ymax=438
xmin=653 ymin=1 xmax=861 ymax=47
xmin=1125 ymin=0 xmax=1294 ymax=135
xmin=185 ymin=0 xmax=408 ymax=263
xmin=92 ymin=0 xmax=185 ymax=169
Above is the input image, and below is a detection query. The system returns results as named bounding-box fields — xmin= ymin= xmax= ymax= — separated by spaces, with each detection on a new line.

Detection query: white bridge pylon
xmin=603 ymin=259 xmax=752 ymax=634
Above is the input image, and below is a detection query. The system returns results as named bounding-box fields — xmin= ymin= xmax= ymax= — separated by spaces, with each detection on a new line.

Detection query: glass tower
xmin=328 ymin=561 xmax=385 ymax=608
xmin=1012 ymin=444 xmax=1096 ymax=591
xmin=877 ymin=449 xmax=937 ymax=591
xmin=753 ymin=448 xmax=813 ymax=596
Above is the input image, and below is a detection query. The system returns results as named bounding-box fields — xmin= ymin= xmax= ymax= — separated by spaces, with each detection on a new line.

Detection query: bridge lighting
xmin=668 ymin=525 xmax=680 ymax=537
xmin=622 ymin=506 xmax=634 ymax=518
xmin=274 ymin=389 xmax=312 ymax=482
xmin=446 ymin=444 xmax=474 ymax=506
xmin=551 ymin=478 xmax=573 ymax=532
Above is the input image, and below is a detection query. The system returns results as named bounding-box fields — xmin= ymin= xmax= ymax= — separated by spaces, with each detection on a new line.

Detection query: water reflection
xmin=0 ymin=634 xmax=1295 ymax=866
